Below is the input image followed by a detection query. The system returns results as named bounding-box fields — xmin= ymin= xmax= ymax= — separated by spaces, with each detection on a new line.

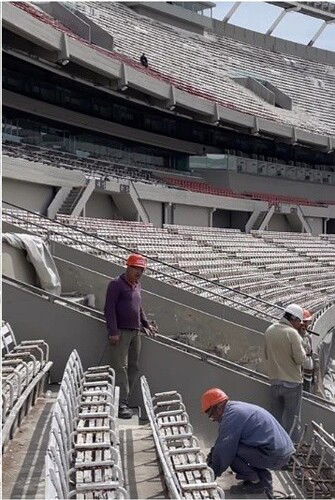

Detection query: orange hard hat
xmin=303 ymin=309 xmax=314 ymax=322
xmin=201 ymin=388 xmax=229 ymax=413
xmin=126 ymin=254 xmax=147 ymax=269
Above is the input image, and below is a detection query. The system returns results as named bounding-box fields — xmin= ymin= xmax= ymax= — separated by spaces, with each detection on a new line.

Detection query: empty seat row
xmin=45 ymin=349 xmax=128 ymax=499
xmin=4 ymin=208 xmax=334 ymax=321
xmin=141 ymin=376 xmax=224 ymax=499
xmin=2 ymin=321 xmax=53 ymax=450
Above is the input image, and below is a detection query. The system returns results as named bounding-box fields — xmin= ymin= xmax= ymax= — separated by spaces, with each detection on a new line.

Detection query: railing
xmin=291 ymin=420 xmax=335 ymax=498
xmin=4 ymin=274 xmax=334 ymax=411
xmin=2 ymin=203 xmax=301 ymax=322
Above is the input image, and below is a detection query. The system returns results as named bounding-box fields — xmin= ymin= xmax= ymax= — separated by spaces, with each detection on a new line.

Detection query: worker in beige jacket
xmin=264 ymin=304 xmax=307 ymax=442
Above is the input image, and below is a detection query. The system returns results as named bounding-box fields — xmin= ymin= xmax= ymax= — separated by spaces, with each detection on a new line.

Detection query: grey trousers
xmin=270 ymin=383 xmax=303 ymax=442
xmin=109 ymin=329 xmax=142 ymax=405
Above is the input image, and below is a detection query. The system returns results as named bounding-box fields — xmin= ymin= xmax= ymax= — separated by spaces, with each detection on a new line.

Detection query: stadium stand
xmin=9 ymin=2 xmax=335 ymax=137
xmin=73 ymin=2 xmax=335 ymax=136
xmin=2 ymin=141 xmax=164 ymax=185
xmin=2 ymin=2 xmax=335 ymax=499
xmin=45 ymin=349 xmax=128 ymax=499
xmin=3 ymin=141 xmax=332 ymax=207
xmin=2 ymin=321 xmax=53 ymax=450
xmin=162 ymin=175 xmax=327 ymax=206
xmin=141 ymin=376 xmax=224 ymax=499
xmin=3 ymin=208 xmax=335 ymax=322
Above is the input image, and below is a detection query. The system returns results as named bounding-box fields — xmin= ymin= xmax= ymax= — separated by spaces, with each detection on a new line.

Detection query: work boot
xmin=257 ymin=469 xmax=273 ymax=498
xmin=118 ymin=403 xmax=132 ymax=419
xmin=230 ymin=480 xmax=266 ymax=495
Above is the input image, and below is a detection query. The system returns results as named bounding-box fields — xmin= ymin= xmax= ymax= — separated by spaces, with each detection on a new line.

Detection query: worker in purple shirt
xmin=202 ymin=388 xmax=295 ymax=497
xmin=104 ymin=253 xmax=157 ymax=419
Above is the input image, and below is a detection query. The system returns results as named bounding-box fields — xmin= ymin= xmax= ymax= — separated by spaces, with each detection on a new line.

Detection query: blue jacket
xmin=211 ymin=401 xmax=295 ymax=477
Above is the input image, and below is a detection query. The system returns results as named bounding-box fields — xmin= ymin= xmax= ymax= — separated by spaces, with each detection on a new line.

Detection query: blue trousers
xmin=230 ymin=444 xmax=291 ymax=483
xmin=270 ymin=383 xmax=303 ymax=442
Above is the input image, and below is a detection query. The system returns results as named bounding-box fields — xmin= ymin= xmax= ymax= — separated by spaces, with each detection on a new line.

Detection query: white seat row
xmin=2 ymin=321 xmax=53 ymax=449
xmin=4 ymin=209 xmax=334 ymax=320
xmin=141 ymin=376 xmax=224 ymax=499
xmin=45 ymin=349 xmax=128 ymax=499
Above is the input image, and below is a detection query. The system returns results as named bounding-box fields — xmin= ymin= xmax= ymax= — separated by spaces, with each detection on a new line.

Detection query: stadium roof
xmin=269 ymin=2 xmax=335 ymax=22
xmin=222 ymin=1 xmax=335 ymax=46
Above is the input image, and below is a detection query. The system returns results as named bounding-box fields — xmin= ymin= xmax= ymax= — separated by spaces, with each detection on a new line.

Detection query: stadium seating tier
xmin=12 ymin=2 xmax=335 ymax=136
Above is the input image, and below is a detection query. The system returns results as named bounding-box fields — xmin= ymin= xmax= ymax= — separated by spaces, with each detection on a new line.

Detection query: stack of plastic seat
xmin=141 ymin=376 xmax=224 ymax=499
xmin=2 ymin=321 xmax=53 ymax=449
xmin=45 ymin=349 xmax=128 ymax=499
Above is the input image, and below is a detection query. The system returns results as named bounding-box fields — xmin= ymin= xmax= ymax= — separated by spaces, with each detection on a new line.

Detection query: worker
xmin=298 ymin=310 xmax=314 ymax=392
xmin=202 ymin=388 xmax=294 ymax=497
xmin=264 ymin=303 xmax=307 ymax=442
xmin=104 ymin=253 xmax=157 ymax=419
xmin=140 ymin=53 xmax=148 ymax=68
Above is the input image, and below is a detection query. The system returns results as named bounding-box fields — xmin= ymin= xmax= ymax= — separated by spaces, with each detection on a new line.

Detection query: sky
xmin=208 ymin=2 xmax=335 ymax=51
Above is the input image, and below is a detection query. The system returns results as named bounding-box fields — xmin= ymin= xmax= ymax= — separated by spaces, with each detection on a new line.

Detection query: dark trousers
xmin=230 ymin=444 xmax=291 ymax=484
xmin=270 ymin=383 xmax=303 ymax=442
xmin=109 ymin=329 xmax=141 ymax=405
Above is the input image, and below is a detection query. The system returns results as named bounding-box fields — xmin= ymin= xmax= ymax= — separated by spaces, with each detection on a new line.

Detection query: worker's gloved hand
xmin=206 ymin=447 xmax=214 ymax=467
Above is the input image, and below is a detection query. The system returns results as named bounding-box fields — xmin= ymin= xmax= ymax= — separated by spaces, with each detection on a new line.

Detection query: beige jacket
xmin=264 ymin=318 xmax=307 ymax=383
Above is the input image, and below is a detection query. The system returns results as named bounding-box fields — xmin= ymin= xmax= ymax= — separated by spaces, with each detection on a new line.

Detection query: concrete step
xmin=119 ymin=412 xmax=167 ymax=499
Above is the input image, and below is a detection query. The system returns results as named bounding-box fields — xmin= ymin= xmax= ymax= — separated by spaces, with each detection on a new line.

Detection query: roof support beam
xmin=222 ymin=2 xmax=241 ymax=23
xmin=308 ymin=19 xmax=335 ymax=47
xmin=266 ymin=6 xmax=301 ymax=36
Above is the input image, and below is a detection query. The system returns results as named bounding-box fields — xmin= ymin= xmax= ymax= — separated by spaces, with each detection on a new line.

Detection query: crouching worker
xmin=202 ymin=388 xmax=295 ymax=497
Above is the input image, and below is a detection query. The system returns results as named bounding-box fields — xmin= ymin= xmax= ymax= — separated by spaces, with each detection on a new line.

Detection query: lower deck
xmin=2 ymin=389 xmax=307 ymax=500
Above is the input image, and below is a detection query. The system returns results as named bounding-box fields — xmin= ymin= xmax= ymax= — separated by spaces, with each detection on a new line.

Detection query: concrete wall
xmin=199 ymin=169 xmax=335 ymax=203
xmin=306 ymin=217 xmax=324 ymax=235
xmin=268 ymin=213 xmax=292 ymax=232
xmin=54 ymin=256 xmax=265 ymax=367
xmin=85 ymin=191 xmax=121 ymax=219
xmin=3 ymin=178 xmax=55 ymax=214
xmin=2 ymin=220 xmax=273 ymax=334
xmin=51 ymin=242 xmax=271 ymax=333
xmin=139 ymin=339 xmax=335 ymax=444
xmin=3 ymin=281 xmax=334 ymax=440
xmin=173 ymin=204 xmax=210 ymax=227
xmin=2 ymin=242 xmax=37 ymax=286
xmin=142 ymin=200 xmax=163 ymax=227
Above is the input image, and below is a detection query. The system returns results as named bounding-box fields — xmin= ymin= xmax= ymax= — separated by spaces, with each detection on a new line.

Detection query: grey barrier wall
xmin=1 ymin=220 xmax=275 ymax=333
xmin=51 ymin=242 xmax=271 ymax=333
xmin=139 ymin=338 xmax=335 ymax=445
xmin=3 ymin=280 xmax=107 ymax=382
xmin=2 ymin=241 xmax=37 ymax=287
xmin=3 ymin=178 xmax=55 ymax=215
xmin=3 ymin=280 xmax=334 ymax=440
xmin=54 ymin=256 xmax=266 ymax=367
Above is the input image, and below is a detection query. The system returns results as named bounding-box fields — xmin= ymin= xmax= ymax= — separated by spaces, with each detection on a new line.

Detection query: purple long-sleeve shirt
xmin=104 ymin=274 xmax=149 ymax=337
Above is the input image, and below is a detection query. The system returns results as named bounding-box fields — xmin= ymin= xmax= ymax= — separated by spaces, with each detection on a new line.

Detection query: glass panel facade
xmin=2 ymin=108 xmax=189 ymax=171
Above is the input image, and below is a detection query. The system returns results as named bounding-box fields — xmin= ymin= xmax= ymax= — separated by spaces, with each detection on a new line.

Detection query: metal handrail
xmin=4 ymin=274 xmax=333 ymax=409
xmin=3 ymin=202 xmax=309 ymax=320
